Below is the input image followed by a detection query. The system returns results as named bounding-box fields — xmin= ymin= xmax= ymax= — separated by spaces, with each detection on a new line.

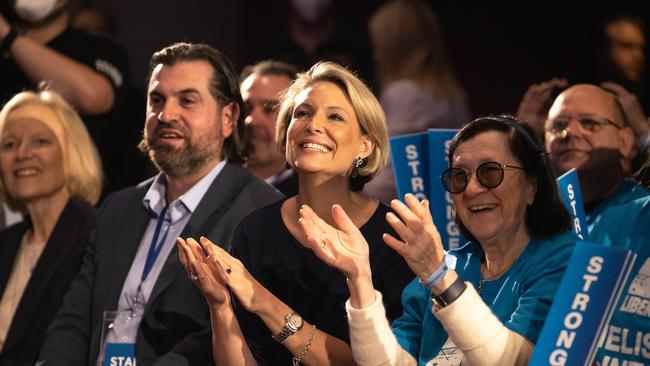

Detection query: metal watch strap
xmin=271 ymin=312 xmax=301 ymax=343
xmin=431 ymin=275 xmax=467 ymax=309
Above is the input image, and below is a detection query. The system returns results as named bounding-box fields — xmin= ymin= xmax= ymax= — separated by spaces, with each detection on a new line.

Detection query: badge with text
xmin=530 ymin=242 xmax=636 ymax=366
xmin=557 ymin=168 xmax=588 ymax=240
xmin=98 ymin=311 xmax=139 ymax=366
xmin=103 ymin=343 xmax=136 ymax=366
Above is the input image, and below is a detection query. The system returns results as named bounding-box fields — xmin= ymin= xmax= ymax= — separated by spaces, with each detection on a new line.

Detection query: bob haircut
xmin=447 ymin=115 xmax=572 ymax=241
xmin=275 ymin=61 xmax=389 ymax=191
xmin=0 ymin=89 xmax=103 ymax=211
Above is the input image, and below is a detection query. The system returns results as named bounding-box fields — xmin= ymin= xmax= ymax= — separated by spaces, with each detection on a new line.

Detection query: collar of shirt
xmin=265 ymin=168 xmax=294 ymax=187
xmin=142 ymin=160 xmax=227 ymax=223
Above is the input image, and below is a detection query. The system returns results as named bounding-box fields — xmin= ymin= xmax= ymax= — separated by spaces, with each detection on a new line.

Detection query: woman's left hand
xmin=195 ymin=237 xmax=270 ymax=314
xmin=384 ymin=193 xmax=446 ymax=280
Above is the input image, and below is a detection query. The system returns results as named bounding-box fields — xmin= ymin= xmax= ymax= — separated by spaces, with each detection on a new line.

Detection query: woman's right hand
xmin=384 ymin=194 xmax=446 ymax=281
xmin=299 ymin=204 xmax=372 ymax=281
xmin=299 ymin=204 xmax=377 ymax=309
xmin=177 ymin=237 xmax=230 ymax=307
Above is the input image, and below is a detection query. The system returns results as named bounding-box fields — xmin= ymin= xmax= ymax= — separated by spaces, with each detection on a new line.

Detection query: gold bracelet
xmin=292 ymin=324 xmax=316 ymax=366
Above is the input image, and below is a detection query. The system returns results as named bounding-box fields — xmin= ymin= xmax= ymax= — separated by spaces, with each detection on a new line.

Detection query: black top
xmin=0 ymin=198 xmax=96 ymax=366
xmin=0 ymin=28 xmax=144 ymax=198
xmin=0 ymin=28 xmax=128 ymax=143
xmin=231 ymin=200 xmax=414 ymax=365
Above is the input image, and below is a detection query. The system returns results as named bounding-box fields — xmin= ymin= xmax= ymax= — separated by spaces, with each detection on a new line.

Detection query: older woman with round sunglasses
xmin=300 ymin=115 xmax=576 ymax=365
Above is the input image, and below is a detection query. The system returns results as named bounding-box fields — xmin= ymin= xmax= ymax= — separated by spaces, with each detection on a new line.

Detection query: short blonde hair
xmin=275 ymin=61 xmax=389 ymax=187
xmin=0 ymin=90 xmax=103 ymax=210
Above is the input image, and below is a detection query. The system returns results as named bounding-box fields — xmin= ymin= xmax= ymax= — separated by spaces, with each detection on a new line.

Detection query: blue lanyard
xmin=141 ymin=204 xmax=170 ymax=282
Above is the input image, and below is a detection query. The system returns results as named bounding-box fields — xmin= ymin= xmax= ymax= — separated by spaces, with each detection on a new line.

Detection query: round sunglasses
xmin=441 ymin=161 xmax=525 ymax=194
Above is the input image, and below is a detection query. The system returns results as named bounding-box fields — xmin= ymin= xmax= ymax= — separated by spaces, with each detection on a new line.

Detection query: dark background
xmin=92 ymin=0 xmax=650 ymax=118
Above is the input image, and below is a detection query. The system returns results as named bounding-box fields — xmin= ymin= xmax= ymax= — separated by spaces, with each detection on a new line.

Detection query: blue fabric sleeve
xmin=505 ymin=234 xmax=576 ymax=344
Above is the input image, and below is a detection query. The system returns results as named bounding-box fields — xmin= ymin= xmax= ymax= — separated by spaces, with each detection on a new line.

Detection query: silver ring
xmin=190 ymin=273 xmax=198 ymax=281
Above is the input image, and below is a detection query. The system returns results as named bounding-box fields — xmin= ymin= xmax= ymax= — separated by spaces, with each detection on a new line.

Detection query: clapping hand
xmin=383 ymin=194 xmax=446 ymax=281
xmin=299 ymin=204 xmax=372 ymax=281
xmin=177 ymin=237 xmax=230 ymax=306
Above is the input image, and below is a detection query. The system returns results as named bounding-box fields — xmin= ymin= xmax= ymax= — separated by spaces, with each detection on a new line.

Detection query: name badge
xmin=103 ymin=343 xmax=136 ymax=366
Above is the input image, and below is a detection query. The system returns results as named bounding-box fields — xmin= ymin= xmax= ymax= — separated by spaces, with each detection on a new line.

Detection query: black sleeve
xmin=37 ymin=195 xmax=114 ymax=365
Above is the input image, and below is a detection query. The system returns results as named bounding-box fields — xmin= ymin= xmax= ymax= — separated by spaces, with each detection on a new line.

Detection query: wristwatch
xmin=431 ymin=275 xmax=467 ymax=311
xmin=271 ymin=312 xmax=303 ymax=343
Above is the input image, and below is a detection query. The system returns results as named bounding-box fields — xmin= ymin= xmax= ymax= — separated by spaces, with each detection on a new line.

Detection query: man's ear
xmin=221 ymin=102 xmax=239 ymax=138
xmin=618 ymin=127 xmax=637 ymax=160
xmin=358 ymin=135 xmax=374 ymax=159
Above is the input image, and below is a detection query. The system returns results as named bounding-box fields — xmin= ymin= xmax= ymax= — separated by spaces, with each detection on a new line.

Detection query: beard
xmin=138 ymin=122 xmax=222 ymax=177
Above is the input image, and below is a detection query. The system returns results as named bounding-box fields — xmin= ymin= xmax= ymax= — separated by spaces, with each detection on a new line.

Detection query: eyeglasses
xmin=441 ymin=161 xmax=525 ymax=194
xmin=546 ymin=116 xmax=622 ymax=137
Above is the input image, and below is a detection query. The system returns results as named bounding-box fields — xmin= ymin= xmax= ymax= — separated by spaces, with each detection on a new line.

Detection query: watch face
xmin=288 ymin=313 xmax=303 ymax=329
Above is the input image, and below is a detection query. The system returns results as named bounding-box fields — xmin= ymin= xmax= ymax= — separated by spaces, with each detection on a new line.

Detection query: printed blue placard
xmin=103 ymin=342 xmax=136 ymax=366
xmin=427 ymin=129 xmax=464 ymax=250
xmin=390 ymin=132 xmax=430 ymax=201
xmin=557 ymin=168 xmax=589 ymax=241
xmin=530 ymin=242 xmax=636 ymax=366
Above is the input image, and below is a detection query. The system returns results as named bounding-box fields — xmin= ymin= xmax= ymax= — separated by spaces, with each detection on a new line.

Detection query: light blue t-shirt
xmin=391 ymin=231 xmax=577 ymax=365
xmin=590 ymin=195 xmax=650 ymax=365
xmin=586 ymin=178 xmax=649 ymax=232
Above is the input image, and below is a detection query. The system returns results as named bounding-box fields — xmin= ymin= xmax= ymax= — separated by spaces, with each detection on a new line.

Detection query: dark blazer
xmin=38 ymin=162 xmax=283 ymax=366
xmin=0 ymin=198 xmax=96 ymax=366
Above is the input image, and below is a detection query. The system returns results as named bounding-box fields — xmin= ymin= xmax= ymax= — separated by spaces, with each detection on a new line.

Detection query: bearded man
xmin=38 ymin=42 xmax=282 ymax=366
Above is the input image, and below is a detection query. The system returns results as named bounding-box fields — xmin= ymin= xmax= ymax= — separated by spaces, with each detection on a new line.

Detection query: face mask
xmin=291 ymin=0 xmax=331 ymax=23
xmin=14 ymin=0 xmax=66 ymax=23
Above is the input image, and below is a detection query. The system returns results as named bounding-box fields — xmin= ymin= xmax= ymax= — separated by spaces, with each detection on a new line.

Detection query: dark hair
xmin=448 ymin=115 xmax=572 ymax=241
xmin=240 ymin=60 xmax=300 ymax=83
xmin=147 ymin=42 xmax=248 ymax=164
xmin=599 ymin=14 xmax=647 ymax=48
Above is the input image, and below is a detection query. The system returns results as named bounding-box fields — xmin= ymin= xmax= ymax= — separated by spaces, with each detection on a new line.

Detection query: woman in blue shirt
xmin=300 ymin=115 xmax=576 ymax=365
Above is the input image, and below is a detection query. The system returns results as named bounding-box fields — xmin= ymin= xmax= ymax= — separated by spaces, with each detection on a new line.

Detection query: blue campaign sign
xmin=530 ymin=242 xmax=636 ymax=366
xmin=427 ymin=129 xmax=463 ymax=250
xmin=103 ymin=343 xmax=136 ymax=366
xmin=390 ymin=132 xmax=430 ymax=201
xmin=557 ymin=168 xmax=589 ymax=241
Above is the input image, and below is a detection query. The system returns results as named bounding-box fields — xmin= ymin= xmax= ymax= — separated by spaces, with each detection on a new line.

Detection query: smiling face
xmin=451 ymin=130 xmax=535 ymax=246
xmin=285 ymin=81 xmax=373 ymax=180
xmin=0 ymin=104 xmax=67 ymax=205
xmin=141 ymin=60 xmax=234 ymax=177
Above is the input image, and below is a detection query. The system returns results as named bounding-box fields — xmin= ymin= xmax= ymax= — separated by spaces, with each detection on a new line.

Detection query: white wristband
xmin=418 ymin=252 xmax=456 ymax=288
